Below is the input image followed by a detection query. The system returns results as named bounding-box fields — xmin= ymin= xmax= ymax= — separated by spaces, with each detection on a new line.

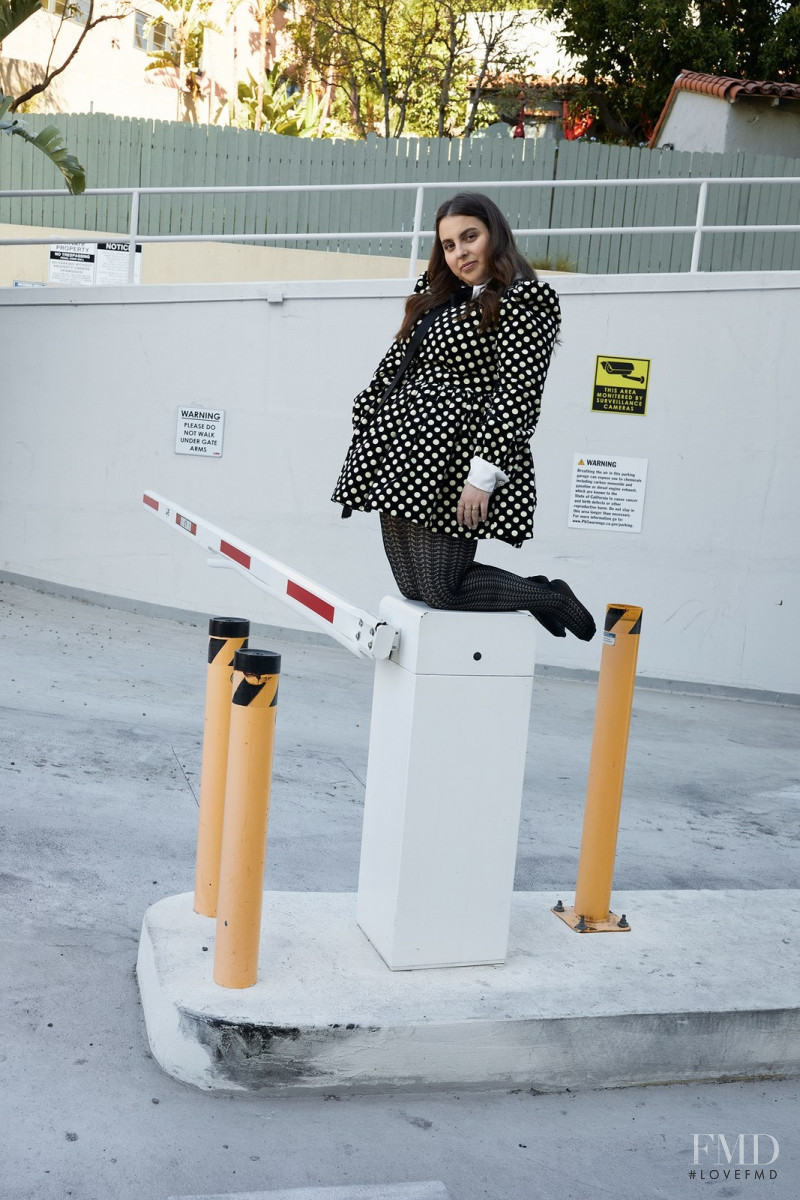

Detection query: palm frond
xmin=0 ymin=98 xmax=86 ymax=194
xmin=0 ymin=0 xmax=41 ymax=42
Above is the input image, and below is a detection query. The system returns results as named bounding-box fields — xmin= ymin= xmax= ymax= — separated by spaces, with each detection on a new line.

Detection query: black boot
xmin=528 ymin=577 xmax=596 ymax=642
xmin=528 ymin=576 xmax=566 ymax=638
xmin=549 ymin=579 xmax=596 ymax=642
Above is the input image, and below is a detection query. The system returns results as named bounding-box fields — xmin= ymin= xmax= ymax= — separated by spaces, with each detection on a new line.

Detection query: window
xmin=134 ymin=10 xmax=174 ymax=53
xmin=43 ymin=0 xmax=91 ymax=26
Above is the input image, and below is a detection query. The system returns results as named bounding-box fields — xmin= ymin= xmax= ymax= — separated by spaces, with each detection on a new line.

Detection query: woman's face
xmin=438 ymin=213 xmax=492 ymax=286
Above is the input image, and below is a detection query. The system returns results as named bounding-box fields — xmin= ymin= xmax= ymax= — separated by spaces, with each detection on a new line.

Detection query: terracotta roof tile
xmin=675 ymin=69 xmax=800 ymax=103
xmin=648 ymin=69 xmax=800 ymax=147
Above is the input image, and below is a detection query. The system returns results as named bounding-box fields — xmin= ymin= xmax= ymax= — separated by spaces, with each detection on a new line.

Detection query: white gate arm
xmin=142 ymin=491 xmax=399 ymax=661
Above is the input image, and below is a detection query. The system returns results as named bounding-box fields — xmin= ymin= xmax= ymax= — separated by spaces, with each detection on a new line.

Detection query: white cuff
xmin=467 ymin=456 xmax=510 ymax=494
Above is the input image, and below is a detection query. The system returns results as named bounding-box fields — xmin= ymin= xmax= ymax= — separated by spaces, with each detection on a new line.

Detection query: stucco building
xmin=0 ymin=0 xmax=289 ymax=123
xmin=648 ymin=69 xmax=800 ymax=157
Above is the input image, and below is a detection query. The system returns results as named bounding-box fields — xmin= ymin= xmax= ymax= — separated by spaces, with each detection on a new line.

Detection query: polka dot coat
xmin=331 ymin=273 xmax=561 ymax=546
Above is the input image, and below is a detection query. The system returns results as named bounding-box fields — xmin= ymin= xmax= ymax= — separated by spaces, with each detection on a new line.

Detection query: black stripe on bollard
xmin=231 ymin=649 xmax=281 ymax=707
xmin=215 ymin=647 xmax=281 ymax=986
xmin=629 ymin=612 xmax=643 ymax=636
xmin=232 ymin=677 xmax=268 ymax=707
xmin=195 ymin=616 xmax=251 ymax=918
xmin=207 ymin=617 xmax=250 ymax=662
xmin=604 ymin=606 xmax=628 ymax=633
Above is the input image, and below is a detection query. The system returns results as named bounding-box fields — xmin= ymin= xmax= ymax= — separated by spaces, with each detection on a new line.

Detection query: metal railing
xmin=2 ymin=175 xmax=799 ymax=283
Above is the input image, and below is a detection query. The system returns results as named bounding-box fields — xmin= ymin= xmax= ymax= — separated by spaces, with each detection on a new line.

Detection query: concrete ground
xmin=1 ymin=577 xmax=798 ymax=1200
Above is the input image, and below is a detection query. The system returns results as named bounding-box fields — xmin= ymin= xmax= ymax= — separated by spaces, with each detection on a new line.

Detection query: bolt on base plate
xmin=552 ymin=904 xmax=632 ymax=933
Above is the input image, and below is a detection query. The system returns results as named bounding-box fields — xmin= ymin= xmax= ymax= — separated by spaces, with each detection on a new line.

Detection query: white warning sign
xmin=48 ymin=241 xmax=142 ymax=286
xmin=95 ymin=241 xmax=142 ymax=285
xmin=175 ymin=407 xmax=225 ymax=457
xmin=569 ymin=454 xmax=648 ymax=533
xmin=48 ymin=243 xmax=95 ymax=286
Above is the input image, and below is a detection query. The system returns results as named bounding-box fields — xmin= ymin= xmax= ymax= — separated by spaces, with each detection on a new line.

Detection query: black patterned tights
xmin=379 ymin=513 xmax=596 ymax=640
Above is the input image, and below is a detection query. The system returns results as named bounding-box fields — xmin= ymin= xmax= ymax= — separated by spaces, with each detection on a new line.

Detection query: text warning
xmin=569 ymin=455 xmax=649 ymax=533
xmin=175 ymin=407 xmax=226 ymax=457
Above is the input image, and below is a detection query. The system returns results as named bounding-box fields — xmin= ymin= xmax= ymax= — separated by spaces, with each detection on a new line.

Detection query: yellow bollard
xmin=553 ymin=604 xmax=642 ymax=933
xmin=194 ymin=617 xmax=250 ymax=918
xmin=213 ymin=648 xmax=281 ymax=989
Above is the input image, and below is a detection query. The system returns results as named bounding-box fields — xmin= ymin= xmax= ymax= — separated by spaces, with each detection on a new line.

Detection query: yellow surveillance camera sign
xmin=593 ymin=356 xmax=651 ymax=415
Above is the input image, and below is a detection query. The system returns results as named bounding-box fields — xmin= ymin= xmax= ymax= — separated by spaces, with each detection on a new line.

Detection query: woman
xmin=331 ymin=191 xmax=595 ymax=642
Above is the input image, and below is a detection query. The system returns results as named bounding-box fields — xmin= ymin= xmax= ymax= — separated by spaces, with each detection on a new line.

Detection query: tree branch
xmin=11 ymin=5 xmax=127 ymax=111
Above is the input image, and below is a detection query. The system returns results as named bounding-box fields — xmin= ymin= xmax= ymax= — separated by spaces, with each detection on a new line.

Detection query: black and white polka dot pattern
xmin=331 ymin=273 xmax=561 ymax=546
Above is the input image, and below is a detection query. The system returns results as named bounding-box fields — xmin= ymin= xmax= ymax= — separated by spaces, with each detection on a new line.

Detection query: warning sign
xmin=175 ymin=407 xmax=225 ymax=457
xmin=568 ymin=455 xmax=648 ymax=533
xmin=48 ymin=243 xmax=95 ymax=286
xmin=95 ymin=241 xmax=142 ymax=285
xmin=592 ymin=356 xmax=650 ymax=415
xmin=48 ymin=241 xmax=142 ymax=286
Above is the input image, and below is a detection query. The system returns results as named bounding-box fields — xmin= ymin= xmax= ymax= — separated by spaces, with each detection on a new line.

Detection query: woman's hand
xmin=457 ymin=483 xmax=490 ymax=530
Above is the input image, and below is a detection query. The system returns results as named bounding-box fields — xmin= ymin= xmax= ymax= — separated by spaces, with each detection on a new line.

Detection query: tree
xmin=462 ymin=4 xmax=541 ymax=136
xmin=235 ymin=60 xmax=327 ymax=133
xmin=228 ymin=0 xmax=277 ymax=131
xmin=289 ymin=0 xmax=544 ymax=138
xmin=5 ymin=0 xmax=128 ymax=113
xmin=289 ymin=0 xmax=441 ymax=138
xmin=761 ymin=2 xmax=800 ymax=82
xmin=0 ymin=0 xmax=86 ymax=190
xmin=144 ymin=0 xmax=221 ymax=121
xmin=541 ymin=0 xmax=800 ymax=142
xmin=406 ymin=0 xmax=539 ymax=137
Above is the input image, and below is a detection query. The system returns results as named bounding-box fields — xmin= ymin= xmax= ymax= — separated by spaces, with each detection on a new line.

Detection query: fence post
xmin=194 ymin=617 xmax=250 ymax=917
xmin=690 ymin=180 xmax=708 ymax=273
xmin=408 ymin=184 xmax=425 ymax=280
xmin=127 ymin=188 xmax=140 ymax=284
xmin=213 ymin=648 xmax=281 ymax=989
xmin=553 ymin=604 xmax=642 ymax=933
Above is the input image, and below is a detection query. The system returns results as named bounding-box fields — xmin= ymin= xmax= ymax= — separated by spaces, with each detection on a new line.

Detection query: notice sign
xmin=49 ymin=243 xmax=95 ymax=286
xmin=176 ymin=407 xmax=225 ymax=457
xmin=95 ymin=241 xmax=142 ymax=285
xmin=569 ymin=455 xmax=648 ymax=533
xmin=48 ymin=241 xmax=142 ymax=286
xmin=592 ymin=356 xmax=650 ymax=415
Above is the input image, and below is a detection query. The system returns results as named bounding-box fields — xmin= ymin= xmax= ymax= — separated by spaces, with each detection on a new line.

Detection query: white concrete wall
xmin=655 ymin=93 xmax=731 ymax=153
xmin=722 ymin=102 xmax=800 ymax=157
xmin=1 ymin=273 xmax=798 ymax=696
xmin=0 ymin=224 xmax=415 ymax=287
xmin=656 ymin=90 xmax=800 ymax=157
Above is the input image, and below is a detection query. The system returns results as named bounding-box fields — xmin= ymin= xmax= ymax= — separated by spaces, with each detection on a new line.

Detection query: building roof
xmin=648 ymin=69 xmax=800 ymax=148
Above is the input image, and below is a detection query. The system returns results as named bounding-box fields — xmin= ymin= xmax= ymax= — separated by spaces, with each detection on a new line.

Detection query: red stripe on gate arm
xmin=220 ymin=540 xmax=252 ymax=570
xmin=143 ymin=494 xmax=159 ymax=511
xmin=286 ymin=580 xmax=335 ymax=624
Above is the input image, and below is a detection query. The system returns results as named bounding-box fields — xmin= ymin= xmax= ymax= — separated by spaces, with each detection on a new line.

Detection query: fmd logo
xmin=689 ymin=1134 xmax=779 ymax=1182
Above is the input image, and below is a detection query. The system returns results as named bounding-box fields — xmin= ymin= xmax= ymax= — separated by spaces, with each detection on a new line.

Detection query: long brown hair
xmin=397 ymin=192 xmax=536 ymax=339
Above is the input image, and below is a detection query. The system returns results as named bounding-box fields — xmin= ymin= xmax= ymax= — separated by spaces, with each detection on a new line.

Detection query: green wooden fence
xmin=2 ymin=112 xmax=799 ymax=273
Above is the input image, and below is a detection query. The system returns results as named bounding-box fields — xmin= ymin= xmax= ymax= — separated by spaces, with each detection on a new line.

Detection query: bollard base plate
xmin=552 ymin=905 xmax=631 ymax=932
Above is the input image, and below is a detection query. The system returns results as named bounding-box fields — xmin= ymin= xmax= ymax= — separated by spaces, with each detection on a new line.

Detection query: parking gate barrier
xmin=142 ymin=492 xmax=399 ymax=661
xmin=144 ymin=491 xmax=539 ymax=969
